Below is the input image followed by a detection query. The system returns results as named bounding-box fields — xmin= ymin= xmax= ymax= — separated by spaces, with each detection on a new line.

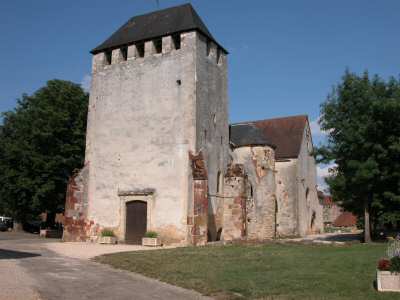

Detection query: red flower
xmin=378 ymin=259 xmax=391 ymax=271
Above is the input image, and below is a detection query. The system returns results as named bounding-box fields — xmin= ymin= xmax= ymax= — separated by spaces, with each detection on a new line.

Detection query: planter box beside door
xmin=99 ymin=236 xmax=117 ymax=244
xmin=142 ymin=237 xmax=161 ymax=247
xmin=377 ymin=271 xmax=400 ymax=292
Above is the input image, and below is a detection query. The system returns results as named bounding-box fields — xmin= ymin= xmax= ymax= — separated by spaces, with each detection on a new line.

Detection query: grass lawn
xmin=94 ymin=242 xmax=398 ymax=299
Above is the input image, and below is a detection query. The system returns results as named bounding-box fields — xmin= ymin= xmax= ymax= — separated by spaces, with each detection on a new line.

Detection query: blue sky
xmin=1 ymin=0 xmax=399 ymax=190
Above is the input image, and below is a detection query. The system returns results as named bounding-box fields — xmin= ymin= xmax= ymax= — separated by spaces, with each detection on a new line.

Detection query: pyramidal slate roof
xmin=230 ymin=115 xmax=309 ymax=159
xmin=91 ymin=3 xmax=226 ymax=54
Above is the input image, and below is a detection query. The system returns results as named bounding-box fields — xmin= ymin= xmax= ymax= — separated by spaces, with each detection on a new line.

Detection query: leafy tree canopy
xmin=0 ymin=80 xmax=88 ymax=222
xmin=317 ymin=70 xmax=400 ymax=240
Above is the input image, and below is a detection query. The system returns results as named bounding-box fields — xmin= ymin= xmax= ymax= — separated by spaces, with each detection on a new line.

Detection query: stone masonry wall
xmin=85 ymin=32 xmax=201 ymax=243
xmin=296 ymin=124 xmax=324 ymax=235
xmin=222 ymin=164 xmax=246 ymax=241
xmin=188 ymin=151 xmax=208 ymax=245
xmin=275 ymin=159 xmax=299 ymax=237
xmin=192 ymin=180 xmax=208 ymax=245
xmin=232 ymin=146 xmax=277 ymax=240
xmin=62 ymin=166 xmax=99 ymax=242
xmin=195 ymin=34 xmax=229 ymax=241
xmin=83 ymin=30 xmax=229 ymax=244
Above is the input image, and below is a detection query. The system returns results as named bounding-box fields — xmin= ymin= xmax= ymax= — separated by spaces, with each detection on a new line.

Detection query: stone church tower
xmin=63 ymin=3 xmax=323 ymax=245
xmin=63 ymin=4 xmax=229 ymax=244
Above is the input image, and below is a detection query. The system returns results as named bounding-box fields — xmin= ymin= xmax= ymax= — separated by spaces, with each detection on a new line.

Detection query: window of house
xmin=136 ymin=43 xmax=145 ymax=57
xmin=104 ymin=51 xmax=112 ymax=65
xmin=172 ymin=33 xmax=181 ymax=50
xmin=120 ymin=46 xmax=128 ymax=61
xmin=153 ymin=38 xmax=162 ymax=54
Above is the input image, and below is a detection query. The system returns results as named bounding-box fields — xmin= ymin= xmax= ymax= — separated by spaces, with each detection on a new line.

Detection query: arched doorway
xmin=125 ymin=201 xmax=147 ymax=244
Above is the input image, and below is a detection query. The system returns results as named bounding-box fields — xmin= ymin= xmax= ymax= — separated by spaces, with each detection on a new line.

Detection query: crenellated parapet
xmin=92 ymin=31 xmax=227 ymax=74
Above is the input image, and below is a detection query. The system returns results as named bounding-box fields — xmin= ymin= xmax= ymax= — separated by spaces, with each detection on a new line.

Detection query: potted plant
xmin=98 ymin=229 xmax=117 ymax=244
xmin=377 ymin=238 xmax=400 ymax=292
xmin=142 ymin=231 xmax=161 ymax=247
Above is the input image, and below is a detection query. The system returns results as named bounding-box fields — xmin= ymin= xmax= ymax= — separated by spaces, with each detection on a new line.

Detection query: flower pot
xmin=98 ymin=236 xmax=117 ymax=244
xmin=142 ymin=237 xmax=161 ymax=247
xmin=377 ymin=270 xmax=400 ymax=292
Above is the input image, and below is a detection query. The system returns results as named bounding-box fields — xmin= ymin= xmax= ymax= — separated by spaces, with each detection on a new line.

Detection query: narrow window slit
xmin=136 ymin=43 xmax=145 ymax=57
xmin=105 ymin=51 xmax=112 ymax=65
xmin=153 ymin=38 xmax=162 ymax=54
xmin=217 ymin=48 xmax=222 ymax=64
xmin=206 ymin=40 xmax=211 ymax=56
xmin=172 ymin=33 xmax=181 ymax=50
xmin=120 ymin=46 xmax=128 ymax=61
xmin=217 ymin=171 xmax=222 ymax=193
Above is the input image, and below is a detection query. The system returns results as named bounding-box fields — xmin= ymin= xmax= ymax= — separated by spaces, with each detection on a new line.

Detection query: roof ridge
xmin=231 ymin=114 xmax=308 ymax=126
xmin=131 ymin=3 xmax=193 ymax=20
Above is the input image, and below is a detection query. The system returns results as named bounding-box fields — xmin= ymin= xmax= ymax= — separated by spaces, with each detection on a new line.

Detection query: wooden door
xmin=125 ymin=201 xmax=147 ymax=244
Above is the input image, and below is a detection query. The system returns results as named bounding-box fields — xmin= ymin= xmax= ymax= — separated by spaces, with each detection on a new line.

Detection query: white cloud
xmin=310 ymin=118 xmax=327 ymax=138
xmin=81 ymin=74 xmax=91 ymax=93
xmin=316 ymin=163 xmax=336 ymax=193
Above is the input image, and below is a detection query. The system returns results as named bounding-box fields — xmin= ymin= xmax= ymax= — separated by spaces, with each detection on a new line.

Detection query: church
xmin=63 ymin=3 xmax=323 ymax=245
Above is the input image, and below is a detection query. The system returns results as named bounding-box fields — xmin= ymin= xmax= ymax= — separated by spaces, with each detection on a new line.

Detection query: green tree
xmin=317 ymin=70 xmax=400 ymax=242
xmin=0 ymin=80 xmax=88 ymax=223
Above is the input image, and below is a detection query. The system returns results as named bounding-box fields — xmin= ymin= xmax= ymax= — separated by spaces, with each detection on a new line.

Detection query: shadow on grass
xmin=318 ymin=233 xmax=362 ymax=242
xmin=0 ymin=248 xmax=41 ymax=260
xmin=373 ymin=279 xmax=378 ymax=291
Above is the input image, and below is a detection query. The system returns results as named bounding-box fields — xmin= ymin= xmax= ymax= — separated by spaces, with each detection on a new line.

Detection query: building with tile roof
xmin=63 ymin=3 xmax=323 ymax=244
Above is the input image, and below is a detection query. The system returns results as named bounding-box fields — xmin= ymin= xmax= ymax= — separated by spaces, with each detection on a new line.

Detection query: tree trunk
xmin=13 ymin=221 xmax=23 ymax=232
xmin=364 ymin=201 xmax=372 ymax=243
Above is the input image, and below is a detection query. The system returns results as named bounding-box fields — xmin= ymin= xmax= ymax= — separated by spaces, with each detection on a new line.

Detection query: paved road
xmin=0 ymin=232 xmax=209 ymax=300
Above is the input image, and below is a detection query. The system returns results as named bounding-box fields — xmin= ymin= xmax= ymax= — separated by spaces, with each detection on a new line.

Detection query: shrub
xmin=101 ymin=229 xmax=115 ymax=237
xmin=387 ymin=239 xmax=400 ymax=258
xmin=379 ymin=237 xmax=400 ymax=273
xmin=389 ymin=256 xmax=400 ymax=273
xmin=378 ymin=258 xmax=391 ymax=271
xmin=144 ymin=231 xmax=158 ymax=238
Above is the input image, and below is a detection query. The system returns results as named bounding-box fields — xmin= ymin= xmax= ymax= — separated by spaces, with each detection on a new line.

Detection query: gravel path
xmin=45 ymin=241 xmax=177 ymax=260
xmin=0 ymin=232 xmax=209 ymax=300
xmin=0 ymin=259 xmax=41 ymax=300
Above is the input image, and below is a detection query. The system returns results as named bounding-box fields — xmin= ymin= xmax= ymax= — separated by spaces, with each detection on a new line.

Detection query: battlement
xmin=92 ymin=31 xmax=227 ymax=73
